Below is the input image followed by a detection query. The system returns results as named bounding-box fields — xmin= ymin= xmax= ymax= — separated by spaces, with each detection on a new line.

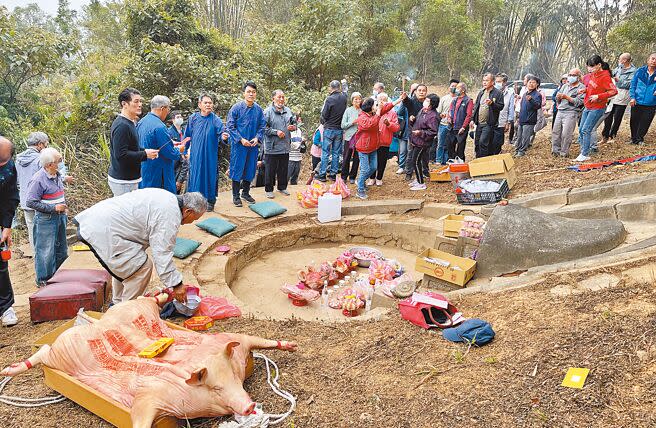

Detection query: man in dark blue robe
xmin=184 ymin=94 xmax=228 ymax=211
xmin=226 ymin=81 xmax=266 ymax=207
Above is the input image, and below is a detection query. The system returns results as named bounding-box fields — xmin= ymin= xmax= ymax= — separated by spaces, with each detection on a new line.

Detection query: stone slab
xmin=615 ymin=195 xmax=656 ymax=222
xmin=341 ymin=199 xmax=423 ymax=215
xmin=476 ymin=203 xmax=626 ymax=277
xmin=567 ymin=174 xmax=656 ymax=205
xmin=511 ymin=187 xmax=570 ymax=208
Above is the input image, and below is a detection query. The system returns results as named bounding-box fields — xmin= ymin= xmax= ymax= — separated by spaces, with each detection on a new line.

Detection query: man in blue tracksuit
xmin=629 ymin=52 xmax=656 ymax=145
xmin=138 ymin=95 xmax=180 ymax=194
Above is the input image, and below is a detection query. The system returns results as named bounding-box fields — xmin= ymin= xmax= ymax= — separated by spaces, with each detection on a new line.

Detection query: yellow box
xmin=430 ymin=165 xmax=451 ymax=182
xmin=138 ymin=337 xmax=174 ymax=358
xmin=33 ymin=311 xmax=184 ymax=428
xmin=468 ymin=153 xmax=517 ymax=189
xmin=415 ymin=248 xmax=477 ymax=287
xmin=439 ymin=214 xmax=464 ymax=238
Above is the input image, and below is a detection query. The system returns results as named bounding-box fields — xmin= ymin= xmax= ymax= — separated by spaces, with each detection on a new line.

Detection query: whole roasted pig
xmin=1 ymin=296 xmax=297 ymax=427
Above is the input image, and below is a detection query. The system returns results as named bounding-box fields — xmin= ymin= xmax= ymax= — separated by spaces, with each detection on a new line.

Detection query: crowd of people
xmin=0 ymin=52 xmax=654 ymax=326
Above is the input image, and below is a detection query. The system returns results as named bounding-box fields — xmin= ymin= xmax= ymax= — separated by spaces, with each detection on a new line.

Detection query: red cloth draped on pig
xmin=1 ymin=298 xmax=297 ymax=428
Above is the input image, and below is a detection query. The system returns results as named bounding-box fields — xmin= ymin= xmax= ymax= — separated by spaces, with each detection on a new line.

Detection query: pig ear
xmin=225 ymin=341 xmax=240 ymax=358
xmin=186 ymin=367 xmax=208 ymax=386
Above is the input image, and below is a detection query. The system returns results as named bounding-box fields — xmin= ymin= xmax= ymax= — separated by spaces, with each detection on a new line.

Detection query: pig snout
xmin=228 ymin=393 xmax=256 ymax=416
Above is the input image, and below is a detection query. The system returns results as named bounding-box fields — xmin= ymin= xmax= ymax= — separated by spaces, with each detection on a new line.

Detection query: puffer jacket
xmin=355 ymin=102 xmax=393 ymax=153
xmin=378 ymin=109 xmax=400 ymax=147
xmin=410 ymin=108 xmax=438 ymax=148
xmin=583 ymin=69 xmax=618 ymax=110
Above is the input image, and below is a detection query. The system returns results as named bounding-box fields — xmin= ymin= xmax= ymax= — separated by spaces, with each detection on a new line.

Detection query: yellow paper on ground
xmin=71 ymin=244 xmax=90 ymax=251
xmin=561 ymin=367 xmax=590 ymax=389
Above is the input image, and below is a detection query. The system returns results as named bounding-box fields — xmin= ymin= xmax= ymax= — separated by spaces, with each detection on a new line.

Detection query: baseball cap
xmin=442 ymin=318 xmax=495 ymax=345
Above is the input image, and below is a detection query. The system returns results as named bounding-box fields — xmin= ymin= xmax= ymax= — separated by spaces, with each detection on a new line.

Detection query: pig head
xmin=185 ymin=341 xmax=256 ymax=417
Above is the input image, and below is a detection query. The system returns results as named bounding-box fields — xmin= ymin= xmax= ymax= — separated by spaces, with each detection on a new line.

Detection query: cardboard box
xmin=468 ymin=153 xmax=517 ymax=189
xmin=421 ymin=273 xmax=463 ymax=292
xmin=439 ymin=214 xmax=464 ymax=238
xmin=430 ymin=165 xmax=451 ymax=182
xmin=34 ymin=311 xmax=182 ymax=428
xmin=415 ymin=248 xmax=477 ymax=287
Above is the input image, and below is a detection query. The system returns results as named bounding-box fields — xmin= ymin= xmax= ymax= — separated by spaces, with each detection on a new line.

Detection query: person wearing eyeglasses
xmin=137 ymin=95 xmax=181 ymax=194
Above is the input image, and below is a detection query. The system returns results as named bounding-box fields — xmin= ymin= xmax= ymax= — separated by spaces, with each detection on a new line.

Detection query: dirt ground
xmin=1 ymin=262 xmax=655 ymax=427
xmin=1 ymin=115 xmax=655 ymax=427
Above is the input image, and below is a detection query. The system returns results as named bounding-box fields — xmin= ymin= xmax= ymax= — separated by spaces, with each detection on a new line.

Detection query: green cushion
xmin=249 ymin=201 xmax=288 ymax=218
xmin=196 ymin=217 xmax=236 ymax=237
xmin=173 ymin=237 xmax=201 ymax=259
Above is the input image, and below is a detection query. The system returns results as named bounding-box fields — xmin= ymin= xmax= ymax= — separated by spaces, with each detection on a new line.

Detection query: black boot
xmin=232 ymin=181 xmax=242 ymax=207
xmin=240 ymin=181 xmax=256 ymax=204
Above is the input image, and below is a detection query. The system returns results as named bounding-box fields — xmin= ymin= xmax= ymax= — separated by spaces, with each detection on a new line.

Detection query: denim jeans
xmin=578 ymin=108 xmax=605 ymax=156
xmin=437 ymin=124 xmax=449 ymax=164
xmin=357 ymin=151 xmax=377 ymax=193
xmin=34 ymin=212 xmax=68 ymax=284
xmin=398 ymin=139 xmax=408 ymax=169
xmin=320 ymin=128 xmax=343 ymax=177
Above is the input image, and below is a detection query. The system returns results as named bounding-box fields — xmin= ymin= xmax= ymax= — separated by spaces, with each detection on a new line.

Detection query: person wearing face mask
xmin=407 ymin=94 xmax=439 ymax=191
xmin=446 ymin=82 xmax=474 ymax=161
xmin=575 ymin=55 xmax=617 ymax=162
xmin=138 ymin=96 xmax=181 ymax=195
xmin=492 ymin=73 xmax=515 ymax=155
xmin=263 ymin=90 xmax=296 ymax=199
xmin=184 ymin=93 xmax=230 ymax=210
xmin=515 ymin=75 xmax=543 ymax=157
xmin=601 ymin=53 xmax=636 ymax=143
xmin=435 ymin=79 xmax=459 ymax=165
xmin=354 ymin=98 xmax=393 ymax=199
xmin=473 ymin=73 xmax=505 ymax=158
xmin=341 ymin=92 xmax=363 ymax=183
xmin=25 ymin=148 xmax=68 ymax=286
xmin=74 ymin=190 xmax=207 ymax=305
xmin=15 ymin=132 xmax=72 ymax=253
xmin=628 ymin=52 xmax=656 ymax=146
xmin=372 ymin=82 xmax=385 ymax=105
xmin=551 ymin=69 xmax=585 ymax=157
xmin=0 ymin=136 xmax=19 ymax=326
xmin=167 ymin=111 xmax=190 ymax=194
xmin=401 ymin=84 xmax=431 ymax=178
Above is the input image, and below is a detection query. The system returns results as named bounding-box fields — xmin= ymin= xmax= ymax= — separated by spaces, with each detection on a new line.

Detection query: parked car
xmin=540 ymin=82 xmax=559 ymax=100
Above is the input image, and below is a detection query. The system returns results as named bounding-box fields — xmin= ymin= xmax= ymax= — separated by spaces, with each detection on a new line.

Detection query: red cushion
xmin=29 ymin=281 xmax=103 ymax=323
xmin=47 ymin=269 xmax=111 ymax=303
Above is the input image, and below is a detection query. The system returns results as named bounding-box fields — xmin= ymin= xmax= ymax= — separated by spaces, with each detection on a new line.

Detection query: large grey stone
xmin=476 ymin=204 xmax=626 ymax=277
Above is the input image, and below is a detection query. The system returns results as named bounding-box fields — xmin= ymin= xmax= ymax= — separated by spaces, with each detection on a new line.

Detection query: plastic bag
xmin=298 ymin=180 xmax=327 ymax=208
xmin=198 ymin=296 xmax=242 ymax=320
xmin=329 ymin=176 xmax=351 ymax=199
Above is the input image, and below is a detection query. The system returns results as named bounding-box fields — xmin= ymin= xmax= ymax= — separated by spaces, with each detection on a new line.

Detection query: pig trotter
xmin=0 ymin=344 xmax=51 ymax=377
xmin=130 ymin=397 xmax=158 ymax=428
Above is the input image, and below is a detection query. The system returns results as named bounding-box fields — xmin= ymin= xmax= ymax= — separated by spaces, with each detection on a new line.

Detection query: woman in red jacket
xmin=355 ymin=98 xmax=392 ymax=199
xmin=576 ymin=55 xmax=617 ymax=162
xmin=367 ymin=92 xmax=400 ymax=187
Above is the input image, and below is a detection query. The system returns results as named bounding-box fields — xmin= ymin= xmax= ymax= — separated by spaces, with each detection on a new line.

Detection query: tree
xmin=608 ymin=0 xmax=656 ymax=62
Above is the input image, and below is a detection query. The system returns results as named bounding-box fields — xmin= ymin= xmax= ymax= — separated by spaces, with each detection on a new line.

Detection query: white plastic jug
xmin=318 ymin=193 xmax=342 ymax=223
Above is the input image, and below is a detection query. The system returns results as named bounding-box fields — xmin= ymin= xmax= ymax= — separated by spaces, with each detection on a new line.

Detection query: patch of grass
xmin=484 ymin=356 xmax=498 ymax=364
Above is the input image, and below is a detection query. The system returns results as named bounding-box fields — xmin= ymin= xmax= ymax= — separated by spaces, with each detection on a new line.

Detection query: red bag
xmin=198 ymin=296 xmax=241 ymax=320
xmin=398 ymin=292 xmax=463 ymax=329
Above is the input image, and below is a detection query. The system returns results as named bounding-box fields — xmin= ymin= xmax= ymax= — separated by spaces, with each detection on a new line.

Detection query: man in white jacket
xmin=74 ymin=189 xmax=206 ymax=304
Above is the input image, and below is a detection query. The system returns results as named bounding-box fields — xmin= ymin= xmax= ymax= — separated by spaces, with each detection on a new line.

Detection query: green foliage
xmin=608 ymin=0 xmax=656 ymax=62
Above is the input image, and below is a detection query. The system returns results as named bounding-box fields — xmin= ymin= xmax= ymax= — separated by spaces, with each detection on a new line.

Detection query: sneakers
xmin=317 ymin=175 xmax=327 ymax=183
xmin=241 ymin=193 xmax=256 ymax=204
xmin=278 ymin=189 xmax=291 ymax=196
xmin=574 ymin=154 xmax=591 ymax=162
xmin=208 ymin=203 xmax=215 ymax=212
xmin=265 ymin=191 xmax=275 ymax=199
xmin=514 ymin=152 xmax=525 ymax=158
xmin=410 ymin=183 xmax=427 ymax=191
xmin=349 ymin=178 xmax=355 ymax=184
xmin=396 ymin=168 xmax=404 ymax=174
xmin=356 ymin=190 xmax=368 ymax=200
xmin=365 ymin=179 xmax=375 ymax=186
xmin=1 ymin=307 xmax=18 ymax=327
xmin=328 ymin=175 xmax=336 ymax=181
xmin=375 ymin=179 xmax=383 ymax=186
xmin=233 ymin=197 xmax=243 ymax=207
xmin=409 ymin=179 xmax=419 ymax=187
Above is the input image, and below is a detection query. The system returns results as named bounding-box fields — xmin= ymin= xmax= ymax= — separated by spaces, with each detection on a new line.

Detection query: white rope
xmin=218 ymin=352 xmax=296 ymax=428
xmin=0 ymin=376 xmax=66 ymax=408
